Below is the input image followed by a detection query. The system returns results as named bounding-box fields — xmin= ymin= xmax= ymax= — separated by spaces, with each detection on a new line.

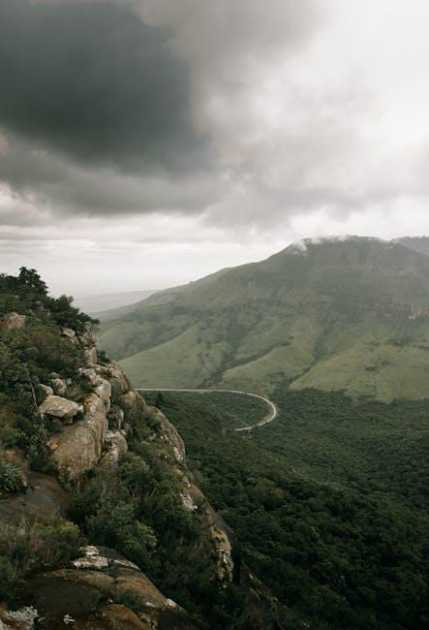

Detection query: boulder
xmin=76 ymin=603 xmax=151 ymax=629
xmin=0 ymin=312 xmax=26 ymax=332
xmin=99 ymin=431 xmax=128 ymax=468
xmin=48 ymin=394 xmax=108 ymax=480
xmin=0 ymin=471 xmax=70 ymax=524
xmin=27 ymin=546 xmax=197 ymax=629
xmin=80 ymin=329 xmax=97 ymax=347
xmin=97 ymin=363 xmax=131 ymax=401
xmin=62 ymin=328 xmax=77 ymax=342
xmin=39 ymin=395 xmax=82 ymax=422
xmin=50 ymin=377 xmax=67 ymax=396
xmin=95 ymin=378 xmax=112 ymax=410
xmin=39 ymin=384 xmax=53 ymax=398
xmin=84 ymin=347 xmax=98 ymax=367
xmin=0 ymin=605 xmax=38 ymax=630
xmin=78 ymin=368 xmax=98 ymax=386
xmin=72 ymin=546 xmax=140 ymax=572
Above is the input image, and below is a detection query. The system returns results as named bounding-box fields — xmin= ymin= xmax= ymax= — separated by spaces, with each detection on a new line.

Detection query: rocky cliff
xmin=0 ymin=269 xmax=284 ymax=630
xmin=0 ymin=313 xmax=236 ymax=628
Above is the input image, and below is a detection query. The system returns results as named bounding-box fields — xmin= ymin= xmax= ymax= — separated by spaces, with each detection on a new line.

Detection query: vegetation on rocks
xmin=0 ymin=269 xmax=279 ymax=629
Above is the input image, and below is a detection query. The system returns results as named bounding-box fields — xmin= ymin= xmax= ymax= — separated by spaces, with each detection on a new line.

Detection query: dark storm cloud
xmin=0 ymin=136 xmax=223 ymax=216
xmin=0 ymin=0 xmax=208 ymax=172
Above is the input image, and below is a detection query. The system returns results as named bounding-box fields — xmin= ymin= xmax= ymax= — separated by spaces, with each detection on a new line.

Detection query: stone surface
xmin=39 ymin=395 xmax=82 ymax=422
xmin=99 ymin=431 xmax=128 ymax=468
xmin=95 ymin=378 xmax=112 ymax=409
xmin=107 ymin=406 xmax=124 ymax=431
xmin=72 ymin=546 xmax=140 ymax=572
xmin=0 ymin=605 xmax=38 ymax=630
xmin=39 ymin=384 xmax=54 ymax=397
xmin=0 ymin=312 xmax=26 ymax=332
xmin=28 ymin=546 xmax=196 ymax=629
xmin=75 ymin=604 xmax=151 ymax=629
xmin=50 ymin=377 xmax=67 ymax=396
xmin=49 ymin=394 xmax=108 ymax=480
xmin=84 ymin=347 xmax=98 ymax=367
xmin=119 ymin=390 xmax=138 ymax=410
xmin=78 ymin=368 xmax=98 ymax=386
xmin=62 ymin=328 xmax=77 ymax=342
xmin=0 ymin=471 xmax=70 ymax=524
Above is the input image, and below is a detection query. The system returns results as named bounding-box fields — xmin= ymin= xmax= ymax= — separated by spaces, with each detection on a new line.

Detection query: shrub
xmin=0 ymin=556 xmax=18 ymax=601
xmin=0 ymin=459 xmax=25 ymax=494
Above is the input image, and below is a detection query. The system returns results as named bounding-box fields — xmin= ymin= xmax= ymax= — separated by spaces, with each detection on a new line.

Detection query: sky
xmin=1 ymin=0 xmax=429 ymax=295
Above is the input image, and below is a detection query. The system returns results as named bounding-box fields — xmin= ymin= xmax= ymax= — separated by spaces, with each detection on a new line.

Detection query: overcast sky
xmin=1 ymin=0 xmax=429 ymax=295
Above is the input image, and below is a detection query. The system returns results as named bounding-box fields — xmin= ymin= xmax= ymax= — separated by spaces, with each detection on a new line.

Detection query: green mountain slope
xmin=398 ymin=236 xmax=429 ymax=257
xmin=100 ymin=236 xmax=429 ymax=401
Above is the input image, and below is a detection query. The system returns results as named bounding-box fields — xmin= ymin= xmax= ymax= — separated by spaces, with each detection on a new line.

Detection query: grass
xmin=292 ymin=340 xmax=429 ymax=402
xmin=120 ymin=325 xmax=229 ymax=388
xmin=101 ymin=238 xmax=429 ymax=401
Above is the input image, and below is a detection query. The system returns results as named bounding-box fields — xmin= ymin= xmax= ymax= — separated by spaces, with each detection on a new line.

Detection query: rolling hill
xmin=99 ymin=236 xmax=429 ymax=401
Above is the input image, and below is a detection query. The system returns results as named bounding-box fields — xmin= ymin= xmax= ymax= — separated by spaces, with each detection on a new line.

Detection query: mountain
xmin=0 ymin=269 xmax=279 ymax=629
xmin=73 ymin=289 xmax=155 ymax=315
xmin=99 ymin=236 xmax=429 ymax=401
xmin=397 ymin=236 xmax=429 ymax=257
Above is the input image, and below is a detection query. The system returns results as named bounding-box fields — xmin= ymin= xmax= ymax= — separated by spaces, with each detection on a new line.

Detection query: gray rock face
xmin=39 ymin=396 xmax=82 ymax=422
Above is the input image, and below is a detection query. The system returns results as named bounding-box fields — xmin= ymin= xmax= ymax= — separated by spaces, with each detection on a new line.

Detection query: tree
xmin=18 ymin=267 xmax=48 ymax=296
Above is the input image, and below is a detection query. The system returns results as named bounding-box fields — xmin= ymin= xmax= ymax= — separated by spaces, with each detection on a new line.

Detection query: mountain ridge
xmin=98 ymin=235 xmax=429 ymax=401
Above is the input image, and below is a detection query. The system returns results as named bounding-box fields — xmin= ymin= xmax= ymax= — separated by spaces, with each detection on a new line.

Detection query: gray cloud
xmin=0 ymin=0 xmax=208 ymax=172
xmin=3 ymin=0 xmax=429 ymax=294
xmin=0 ymin=136 xmax=224 ymax=216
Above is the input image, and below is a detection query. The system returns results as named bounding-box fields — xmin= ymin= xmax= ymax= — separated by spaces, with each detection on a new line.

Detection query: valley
xmin=138 ymin=388 xmax=278 ymax=431
xmin=99 ymin=237 xmax=429 ymax=402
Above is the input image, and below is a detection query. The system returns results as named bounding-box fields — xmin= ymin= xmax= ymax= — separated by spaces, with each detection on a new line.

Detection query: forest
xmin=145 ymin=389 xmax=429 ymax=630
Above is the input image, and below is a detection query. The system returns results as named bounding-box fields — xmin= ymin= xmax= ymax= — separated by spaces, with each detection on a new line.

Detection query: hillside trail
xmin=137 ymin=387 xmax=277 ymax=432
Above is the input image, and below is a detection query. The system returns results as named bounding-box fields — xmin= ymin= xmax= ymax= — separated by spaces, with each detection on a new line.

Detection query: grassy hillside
xmin=99 ymin=237 xmax=429 ymax=400
xmin=398 ymin=236 xmax=429 ymax=257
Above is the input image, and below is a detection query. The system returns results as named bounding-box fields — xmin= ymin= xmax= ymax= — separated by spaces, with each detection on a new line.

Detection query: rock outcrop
xmin=25 ymin=546 xmax=197 ymax=629
xmin=1 ymin=319 xmax=237 ymax=628
xmin=0 ymin=312 xmax=26 ymax=332
xmin=39 ymin=395 xmax=82 ymax=423
xmin=48 ymin=393 xmax=108 ymax=480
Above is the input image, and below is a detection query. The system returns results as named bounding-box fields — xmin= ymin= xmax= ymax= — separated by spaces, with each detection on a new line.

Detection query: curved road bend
xmin=137 ymin=388 xmax=278 ymax=432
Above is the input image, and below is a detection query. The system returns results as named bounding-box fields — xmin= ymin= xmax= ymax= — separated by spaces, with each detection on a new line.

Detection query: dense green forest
xmin=145 ymin=389 xmax=429 ymax=630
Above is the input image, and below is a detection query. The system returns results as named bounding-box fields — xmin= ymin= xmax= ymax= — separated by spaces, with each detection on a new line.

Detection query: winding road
xmin=137 ymin=387 xmax=278 ymax=432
